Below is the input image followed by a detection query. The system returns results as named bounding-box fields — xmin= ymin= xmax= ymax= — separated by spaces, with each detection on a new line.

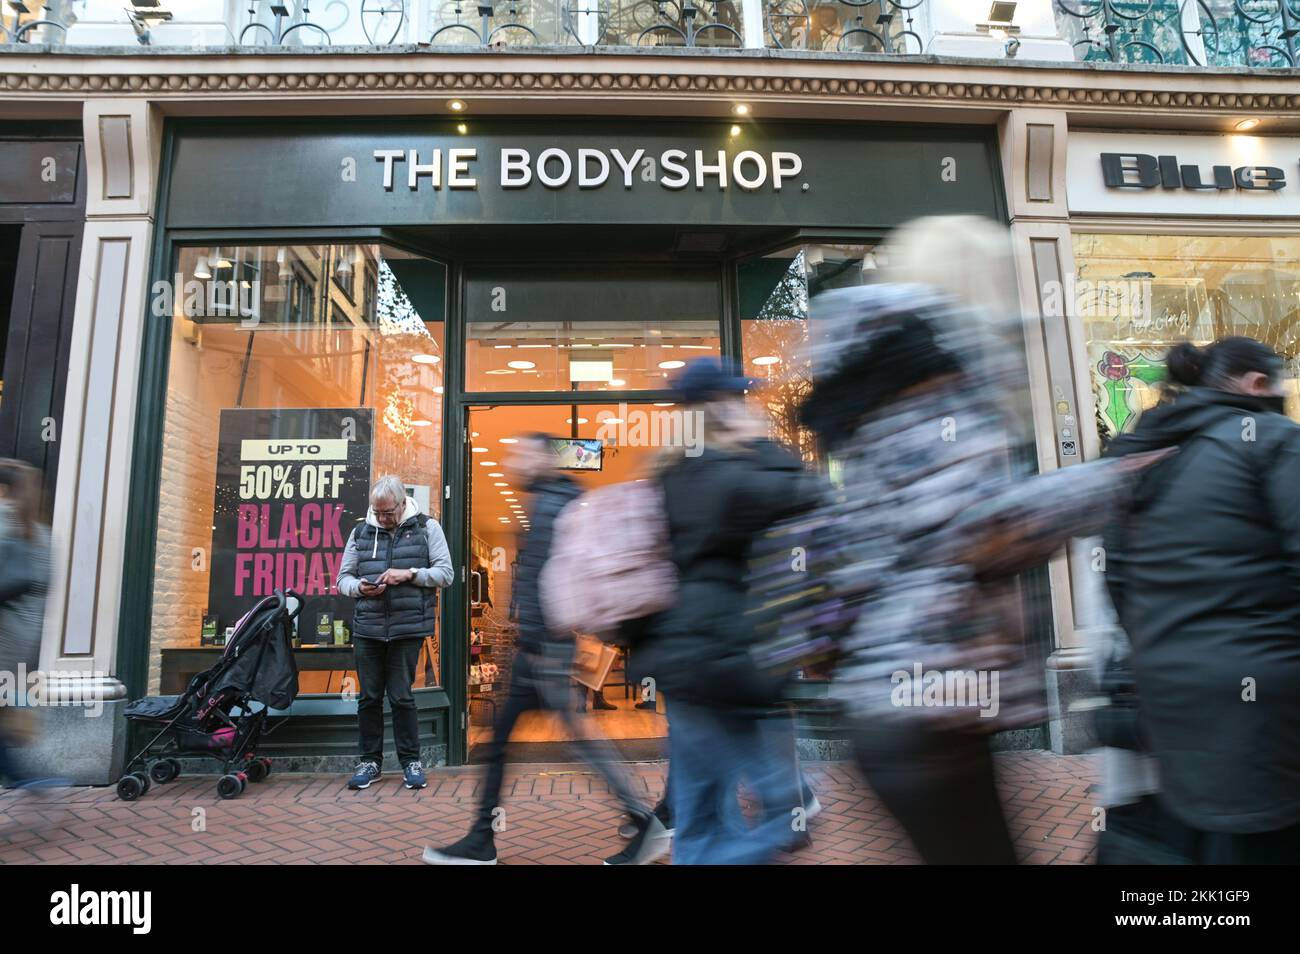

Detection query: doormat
xmin=469 ymin=738 xmax=668 ymax=764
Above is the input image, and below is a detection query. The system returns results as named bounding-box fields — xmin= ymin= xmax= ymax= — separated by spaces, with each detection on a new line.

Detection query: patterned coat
xmin=818 ymin=377 xmax=1132 ymax=732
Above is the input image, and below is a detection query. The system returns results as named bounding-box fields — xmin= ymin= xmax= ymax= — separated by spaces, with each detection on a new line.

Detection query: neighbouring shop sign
xmin=207 ymin=407 xmax=374 ymax=637
xmin=165 ymin=119 xmax=1004 ymax=229
xmin=1068 ymin=131 xmax=1300 ymax=217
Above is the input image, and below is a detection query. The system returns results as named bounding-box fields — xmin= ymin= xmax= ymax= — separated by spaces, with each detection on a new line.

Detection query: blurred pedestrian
xmin=0 ymin=460 xmax=53 ymax=789
xmin=424 ymin=434 xmax=666 ymax=866
xmin=635 ymin=358 xmax=820 ymax=864
xmin=1102 ymin=336 xmax=1300 ymax=863
xmin=797 ymin=217 xmax=1155 ymax=864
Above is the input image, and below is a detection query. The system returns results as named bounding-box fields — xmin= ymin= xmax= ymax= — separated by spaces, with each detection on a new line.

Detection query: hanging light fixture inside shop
xmin=193 ymin=255 xmax=212 ymax=280
xmin=211 ymin=247 xmax=232 ymax=269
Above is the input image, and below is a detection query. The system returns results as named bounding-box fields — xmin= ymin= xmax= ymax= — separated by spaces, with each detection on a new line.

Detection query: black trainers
xmin=423 ymin=831 xmax=498 ymax=865
xmin=619 ymin=799 xmax=673 ymax=839
xmin=347 ymin=760 xmax=381 ymax=790
xmin=604 ymin=814 xmax=670 ymax=865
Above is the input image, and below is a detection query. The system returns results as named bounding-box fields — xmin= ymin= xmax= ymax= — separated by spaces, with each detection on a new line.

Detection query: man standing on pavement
xmin=422 ymin=434 xmax=667 ymax=866
xmin=337 ymin=475 xmax=453 ymax=791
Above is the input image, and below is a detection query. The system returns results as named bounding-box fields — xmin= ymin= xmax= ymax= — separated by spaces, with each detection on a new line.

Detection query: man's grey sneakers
xmin=423 ymin=831 xmax=498 ymax=865
xmin=403 ymin=762 xmax=427 ymax=790
xmin=347 ymin=760 xmax=381 ymax=790
xmin=604 ymin=814 xmax=670 ymax=865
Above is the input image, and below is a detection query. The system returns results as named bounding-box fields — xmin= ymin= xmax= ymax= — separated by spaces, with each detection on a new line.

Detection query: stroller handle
xmin=276 ymin=588 xmax=305 ymax=621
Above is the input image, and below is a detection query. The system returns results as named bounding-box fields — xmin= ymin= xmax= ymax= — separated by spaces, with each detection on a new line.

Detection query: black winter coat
xmin=513 ymin=473 xmax=583 ymax=653
xmin=1104 ymin=387 xmax=1300 ymax=834
xmin=635 ymin=440 xmax=820 ymax=711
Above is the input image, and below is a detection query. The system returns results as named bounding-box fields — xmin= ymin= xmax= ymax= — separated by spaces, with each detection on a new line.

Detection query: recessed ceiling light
xmin=456 ymin=123 xmax=468 ymax=135
xmin=1235 ymin=118 xmax=1260 ymax=131
xmin=730 ymin=125 xmax=741 ymax=137
xmin=494 ymin=482 xmax=509 ymax=487
xmin=499 ymin=490 xmax=513 ymax=495
xmin=480 ymin=460 xmax=498 ymax=466
xmin=506 ymin=497 xmax=518 ymax=502
xmin=654 ymin=402 xmax=675 ymax=407
xmin=484 ymin=369 xmax=516 ymax=375
xmin=411 ymin=419 xmax=432 ymax=427
xmin=732 ymin=103 xmax=750 ymax=116
xmin=658 ymin=360 xmax=685 ymax=370
xmin=448 ymin=99 xmax=466 ymax=112
xmin=488 ymin=472 xmax=504 ymax=477
xmin=610 ymin=379 xmax=626 ymax=387
xmin=412 ymin=354 xmax=441 ymax=365
xmin=752 ymin=355 xmax=781 ymax=366
xmin=565 ymin=417 xmax=589 ymax=424
xmin=433 ymin=386 xmax=444 ymax=394
xmin=507 ymin=360 xmax=536 ymax=370
xmin=602 ymin=418 xmax=624 ymax=425
xmin=472 ymin=447 xmax=488 ymax=453
xmin=471 ymin=432 xmax=479 ymax=437
xmin=499 ymin=437 xmax=518 ymax=444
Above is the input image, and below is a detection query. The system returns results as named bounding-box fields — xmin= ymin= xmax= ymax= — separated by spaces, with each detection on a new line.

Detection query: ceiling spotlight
xmin=193 ymin=255 xmax=212 ymax=280
xmin=565 ymin=417 xmax=589 ymax=424
xmin=472 ymin=447 xmax=488 ymax=453
xmin=412 ymin=353 xmax=441 ymax=365
xmin=610 ymin=379 xmax=626 ymax=387
xmin=411 ymin=419 xmax=433 ymax=427
xmin=658 ymin=360 xmax=686 ymax=370
xmin=752 ymin=355 xmax=781 ymax=366
xmin=480 ymin=460 xmax=498 ymax=466
xmin=448 ymin=99 xmax=466 ymax=112
xmin=488 ymin=472 xmax=504 ymax=477
xmin=499 ymin=437 xmax=518 ymax=444
xmin=456 ymin=123 xmax=468 ymax=134
xmin=730 ymin=125 xmax=741 ymax=137
xmin=1235 ymin=118 xmax=1261 ymax=131
xmin=494 ymin=482 xmax=509 ymax=487
xmin=507 ymin=360 xmax=536 ymax=370
xmin=732 ymin=104 xmax=750 ymax=116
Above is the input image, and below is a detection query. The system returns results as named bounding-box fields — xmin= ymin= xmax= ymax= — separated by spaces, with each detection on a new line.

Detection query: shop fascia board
xmin=2 ymin=49 xmax=1299 ymax=132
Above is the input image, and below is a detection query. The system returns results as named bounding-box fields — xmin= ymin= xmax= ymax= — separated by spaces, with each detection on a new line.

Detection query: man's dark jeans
xmin=354 ymin=636 xmax=422 ymax=767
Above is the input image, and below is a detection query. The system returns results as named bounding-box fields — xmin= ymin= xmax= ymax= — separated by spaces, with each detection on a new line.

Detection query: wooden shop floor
xmin=468 ymin=691 xmax=667 ymax=746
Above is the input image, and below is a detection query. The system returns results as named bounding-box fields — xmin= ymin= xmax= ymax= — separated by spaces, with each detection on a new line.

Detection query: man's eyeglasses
xmin=373 ymin=505 xmax=402 ymax=517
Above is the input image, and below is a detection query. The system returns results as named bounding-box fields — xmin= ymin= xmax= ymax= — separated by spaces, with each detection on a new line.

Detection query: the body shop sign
xmin=165 ymin=119 xmax=1005 ymax=229
xmin=373 ymin=144 xmax=804 ymax=192
xmin=1068 ymin=131 xmax=1300 ymax=217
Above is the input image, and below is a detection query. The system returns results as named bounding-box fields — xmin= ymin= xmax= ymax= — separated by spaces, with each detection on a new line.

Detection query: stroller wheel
xmin=245 ymin=760 xmax=268 ymax=784
xmin=166 ymin=758 xmax=183 ymax=780
xmin=149 ymin=760 xmax=179 ymax=784
xmin=217 ymin=774 xmax=243 ymax=799
xmin=133 ymin=771 xmax=152 ymax=795
xmin=116 ymin=775 xmax=145 ymax=801
xmin=237 ymin=771 xmax=248 ymax=793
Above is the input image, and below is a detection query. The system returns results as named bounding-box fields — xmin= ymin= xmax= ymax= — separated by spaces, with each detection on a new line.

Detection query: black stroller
xmin=117 ymin=589 xmax=302 ymax=801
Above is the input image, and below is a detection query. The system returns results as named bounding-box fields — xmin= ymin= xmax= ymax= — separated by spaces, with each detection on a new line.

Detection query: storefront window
xmin=463 ymin=265 xmax=721 ymax=392
xmin=148 ymin=243 xmax=446 ymax=697
xmin=739 ymin=242 xmax=877 ymax=461
xmin=1073 ymin=233 xmax=1300 ymax=441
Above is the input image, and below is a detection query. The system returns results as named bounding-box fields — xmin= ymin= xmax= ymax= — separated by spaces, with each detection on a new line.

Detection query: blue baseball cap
xmin=670 ymin=357 xmax=757 ymax=405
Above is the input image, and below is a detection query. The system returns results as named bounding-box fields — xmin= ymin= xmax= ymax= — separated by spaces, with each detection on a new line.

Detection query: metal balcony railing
xmin=2 ymin=0 xmax=1296 ymax=67
xmin=1055 ymin=0 xmax=1300 ymax=66
xmin=766 ymin=0 xmax=923 ymax=54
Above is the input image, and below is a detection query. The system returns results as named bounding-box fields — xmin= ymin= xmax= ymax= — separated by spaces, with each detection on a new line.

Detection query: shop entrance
xmin=463 ymin=402 xmax=673 ymax=762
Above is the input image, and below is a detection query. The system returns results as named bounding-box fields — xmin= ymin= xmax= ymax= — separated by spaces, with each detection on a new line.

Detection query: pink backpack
xmin=539 ymin=479 xmax=677 ymax=640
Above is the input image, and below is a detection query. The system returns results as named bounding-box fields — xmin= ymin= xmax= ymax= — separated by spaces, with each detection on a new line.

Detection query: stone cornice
xmin=3 ymin=48 xmax=1299 ymax=114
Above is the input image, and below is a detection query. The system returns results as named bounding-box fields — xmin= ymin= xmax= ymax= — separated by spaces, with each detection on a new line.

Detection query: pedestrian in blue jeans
xmin=636 ymin=359 xmax=820 ymax=865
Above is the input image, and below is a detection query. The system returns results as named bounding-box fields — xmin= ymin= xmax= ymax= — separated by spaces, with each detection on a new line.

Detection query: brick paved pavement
xmin=0 ymin=750 xmax=1100 ymax=865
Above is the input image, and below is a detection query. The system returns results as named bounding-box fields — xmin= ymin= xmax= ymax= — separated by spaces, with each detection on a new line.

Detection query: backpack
xmin=539 ymin=479 xmax=677 ymax=642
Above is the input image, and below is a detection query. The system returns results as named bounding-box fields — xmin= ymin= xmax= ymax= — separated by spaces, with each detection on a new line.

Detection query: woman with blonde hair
xmin=797 ymin=217 xmax=1162 ymax=863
